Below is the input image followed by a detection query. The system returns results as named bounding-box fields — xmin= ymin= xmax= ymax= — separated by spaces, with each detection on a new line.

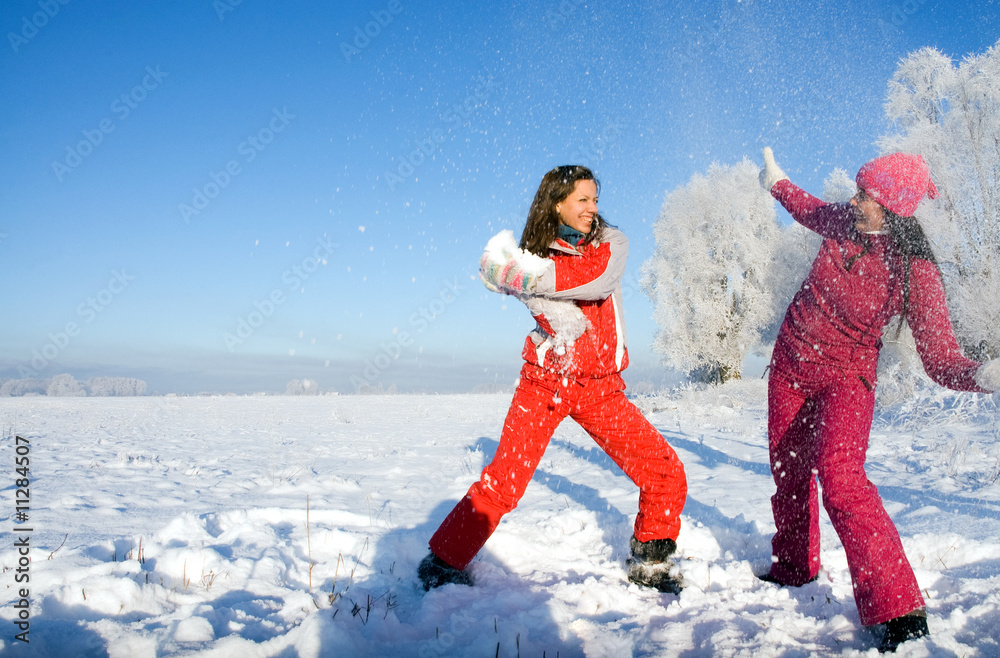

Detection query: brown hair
xmin=885 ymin=209 xmax=938 ymax=334
xmin=519 ymin=165 xmax=608 ymax=256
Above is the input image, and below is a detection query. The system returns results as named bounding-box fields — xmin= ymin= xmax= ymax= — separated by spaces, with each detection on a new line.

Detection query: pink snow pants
xmin=430 ymin=365 xmax=687 ymax=570
xmin=767 ymin=368 xmax=924 ymax=626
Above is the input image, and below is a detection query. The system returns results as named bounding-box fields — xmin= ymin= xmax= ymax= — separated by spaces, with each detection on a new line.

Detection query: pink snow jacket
xmin=521 ymin=226 xmax=629 ymax=380
xmin=770 ymin=180 xmax=986 ymax=392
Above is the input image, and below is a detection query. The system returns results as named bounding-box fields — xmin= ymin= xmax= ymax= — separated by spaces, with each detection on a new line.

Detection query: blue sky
xmin=2 ymin=0 xmax=998 ymax=394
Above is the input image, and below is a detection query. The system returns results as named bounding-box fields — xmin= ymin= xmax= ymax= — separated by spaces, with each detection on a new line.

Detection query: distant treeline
xmin=0 ymin=374 xmax=147 ymax=397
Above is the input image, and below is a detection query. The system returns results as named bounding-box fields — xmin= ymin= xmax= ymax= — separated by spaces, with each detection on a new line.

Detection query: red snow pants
xmin=429 ymin=364 xmax=687 ymax=570
xmin=767 ymin=367 xmax=924 ymax=626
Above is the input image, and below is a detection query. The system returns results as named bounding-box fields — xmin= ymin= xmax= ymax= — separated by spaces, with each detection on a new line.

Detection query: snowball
xmin=481 ymin=230 xmax=553 ymax=279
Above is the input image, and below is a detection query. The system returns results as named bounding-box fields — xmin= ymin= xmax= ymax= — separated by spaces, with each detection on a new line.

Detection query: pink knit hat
xmin=855 ymin=153 xmax=939 ymax=217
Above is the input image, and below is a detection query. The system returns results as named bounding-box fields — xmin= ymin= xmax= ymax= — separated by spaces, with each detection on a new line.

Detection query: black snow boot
xmin=417 ymin=552 xmax=472 ymax=591
xmin=626 ymin=536 xmax=684 ymax=594
xmin=757 ymin=571 xmax=818 ymax=587
xmin=878 ymin=609 xmax=929 ymax=653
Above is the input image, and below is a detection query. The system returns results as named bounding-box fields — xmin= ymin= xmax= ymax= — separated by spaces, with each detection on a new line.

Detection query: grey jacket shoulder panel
xmin=533 ymin=227 xmax=627 ymax=302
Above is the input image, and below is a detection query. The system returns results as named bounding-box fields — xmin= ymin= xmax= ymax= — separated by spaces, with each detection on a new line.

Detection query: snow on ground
xmin=1 ymin=382 xmax=999 ymax=656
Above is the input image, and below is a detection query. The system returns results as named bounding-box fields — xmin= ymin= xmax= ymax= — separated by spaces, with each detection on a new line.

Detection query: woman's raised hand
xmin=478 ymin=230 xmax=549 ymax=296
xmin=759 ymin=147 xmax=789 ymax=191
xmin=974 ymin=358 xmax=1000 ymax=391
xmin=479 ymin=252 xmax=540 ymax=295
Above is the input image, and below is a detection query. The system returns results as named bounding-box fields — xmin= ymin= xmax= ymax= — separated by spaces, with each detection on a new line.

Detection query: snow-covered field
xmin=2 ymin=382 xmax=999 ymax=656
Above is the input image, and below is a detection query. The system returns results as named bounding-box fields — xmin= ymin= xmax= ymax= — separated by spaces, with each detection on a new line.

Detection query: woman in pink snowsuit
xmin=418 ymin=165 xmax=688 ymax=594
xmin=758 ymin=148 xmax=1000 ymax=652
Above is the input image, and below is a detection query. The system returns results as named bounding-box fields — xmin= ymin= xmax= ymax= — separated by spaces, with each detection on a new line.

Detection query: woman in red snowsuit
xmin=418 ymin=165 xmax=688 ymax=593
xmin=758 ymin=149 xmax=1000 ymax=652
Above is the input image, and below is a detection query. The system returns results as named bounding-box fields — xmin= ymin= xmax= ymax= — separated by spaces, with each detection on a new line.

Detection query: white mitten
xmin=478 ymin=230 xmax=552 ymax=296
xmin=974 ymin=358 xmax=1000 ymax=391
xmin=525 ymin=296 xmax=589 ymax=349
xmin=479 ymin=252 xmax=538 ymax=294
xmin=759 ymin=147 xmax=789 ymax=191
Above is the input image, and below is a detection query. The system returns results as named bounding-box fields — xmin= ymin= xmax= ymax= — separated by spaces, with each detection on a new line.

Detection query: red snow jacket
xmin=770 ymin=180 xmax=986 ymax=392
xmin=521 ymin=226 xmax=629 ymax=380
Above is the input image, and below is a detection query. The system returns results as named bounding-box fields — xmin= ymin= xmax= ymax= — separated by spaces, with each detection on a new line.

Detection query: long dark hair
xmin=520 ymin=165 xmax=608 ymax=256
xmin=885 ymin=209 xmax=938 ymax=334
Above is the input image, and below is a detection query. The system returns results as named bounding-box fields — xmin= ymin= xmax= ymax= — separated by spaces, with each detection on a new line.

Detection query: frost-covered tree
xmin=285 ymin=378 xmax=319 ymax=395
xmin=821 ymin=167 xmax=857 ymax=203
xmin=87 ymin=377 xmax=148 ymax=396
xmin=0 ymin=378 xmax=47 ymax=397
xmin=879 ymin=40 xmax=1000 ymax=359
xmin=47 ymin=374 xmax=86 ymax=397
xmin=642 ymin=158 xmax=781 ymax=383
